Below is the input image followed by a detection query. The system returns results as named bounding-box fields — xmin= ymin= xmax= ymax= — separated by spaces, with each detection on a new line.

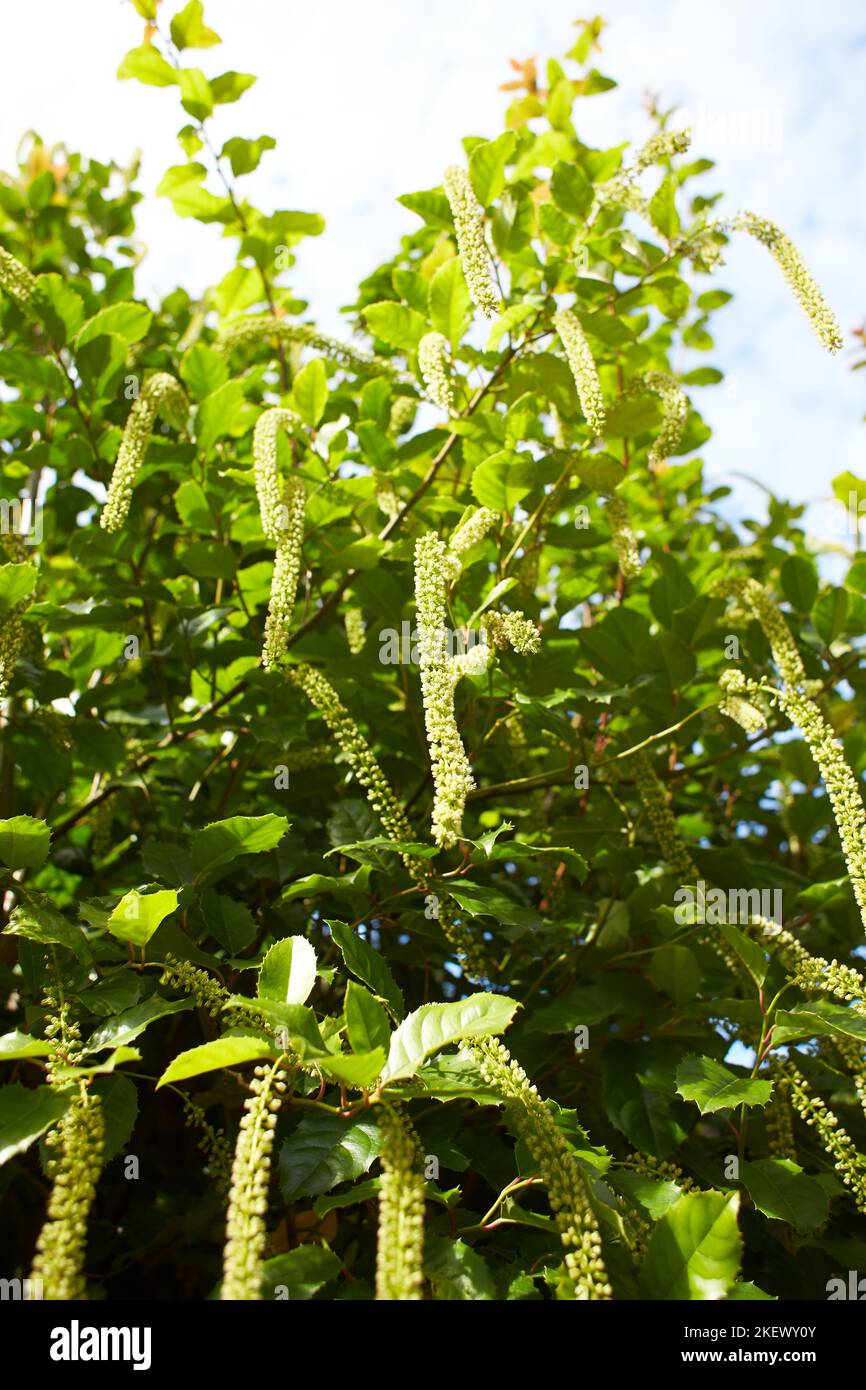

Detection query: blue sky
xmin=2 ymin=0 xmax=864 ymax=534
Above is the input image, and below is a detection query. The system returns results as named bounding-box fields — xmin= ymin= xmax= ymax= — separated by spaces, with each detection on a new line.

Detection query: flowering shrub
xmin=1 ymin=4 xmax=865 ymax=1305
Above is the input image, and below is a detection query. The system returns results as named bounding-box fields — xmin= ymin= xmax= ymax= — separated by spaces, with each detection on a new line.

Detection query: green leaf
xmin=181 ymin=343 xmax=229 ymax=400
xmin=718 ymin=923 xmax=768 ymax=988
xmin=260 ymin=1246 xmax=341 ymax=1300
xmin=381 ymin=994 xmax=519 ymax=1082
xmin=157 ymin=163 xmax=228 ymax=222
xmin=471 ymin=450 xmax=537 ymax=512
xmin=117 ymin=45 xmax=178 ymax=88
xmin=648 ymin=176 xmax=681 ymax=240
xmin=258 ymin=935 xmax=317 ymax=1006
xmin=107 ymin=889 xmax=179 ymax=947
xmin=364 ymin=301 xmax=426 ymax=352
xmin=550 ymin=161 xmax=593 ymax=219
xmin=772 ymin=1000 xmax=866 ymax=1045
xmin=639 ymin=1191 xmax=741 ymax=1299
xmin=780 ymin=555 xmax=818 ymax=613
xmin=0 ymin=1083 xmax=71 ymax=1166
xmin=76 ymin=302 xmax=152 ymax=349
xmin=316 ymin=1049 xmax=385 ymax=1089
xmin=0 ymin=814 xmax=50 ymax=869
xmin=170 ymin=0 xmax=222 ymax=49
xmin=675 ymin=1056 xmax=772 ymax=1115
xmin=211 ymin=71 xmax=257 ymax=105
xmin=201 ymin=889 xmax=256 ymax=953
xmin=293 ymin=357 xmax=328 ymax=427
xmin=221 ymin=135 xmax=276 ymax=177
xmin=93 ymin=1074 xmax=139 ymax=1164
xmin=573 ymin=454 xmax=624 ymax=492
xmin=6 ymin=892 xmax=91 ymax=963
xmin=195 ymin=380 xmax=247 ymax=451
xmin=191 ymin=814 xmax=289 ymax=877
xmin=429 ymin=257 xmax=472 ymax=351
xmin=326 ymin=920 xmax=404 ymax=1018
xmin=425 ymin=1235 xmax=496 ymax=1299
xmin=178 ymin=68 xmax=214 ymax=122
xmin=648 ymin=944 xmax=701 ymax=1004
xmin=345 ymin=981 xmax=391 ymax=1054
xmin=156 ymin=1034 xmax=274 ymax=1088
xmin=0 ymin=562 xmax=37 ymax=613
xmin=0 ymin=1029 xmax=50 ymax=1060
xmin=32 ymin=275 xmax=85 ymax=343
xmin=469 ymin=131 xmax=516 ymax=207
xmin=85 ymin=996 xmax=194 ymax=1054
xmin=739 ymin=1159 xmax=828 ymax=1234
xmin=278 ymin=1110 xmax=380 ymax=1201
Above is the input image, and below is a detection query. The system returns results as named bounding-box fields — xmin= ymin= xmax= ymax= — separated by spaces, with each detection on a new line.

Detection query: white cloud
xmin=1 ymin=0 xmax=863 ymax=513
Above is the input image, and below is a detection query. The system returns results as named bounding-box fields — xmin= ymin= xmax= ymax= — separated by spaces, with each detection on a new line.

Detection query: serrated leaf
xmin=326 ymin=920 xmax=403 ymax=1018
xmin=278 ymin=1110 xmax=380 ymax=1201
xmin=156 ymin=1034 xmax=274 ymax=1088
xmin=0 ymin=1084 xmax=71 ymax=1166
xmin=381 ymin=994 xmax=519 ymax=1082
xmin=345 ymin=980 xmax=391 ymax=1054
xmin=639 ymin=1191 xmax=741 ymax=1299
xmin=0 ymin=1029 xmax=50 ymax=1061
xmin=293 ymin=357 xmax=328 ymax=427
xmin=85 ymin=996 xmax=193 ymax=1054
xmin=364 ymin=301 xmax=426 ymax=352
xmin=429 ymin=258 xmax=472 ymax=351
xmin=0 ymin=815 xmax=50 ymax=869
xmin=191 ymin=814 xmax=289 ymax=877
xmin=260 ymin=1246 xmax=341 ymax=1300
xmin=739 ymin=1159 xmax=828 ymax=1234
xmin=469 ymin=131 xmax=516 ymax=207
xmin=76 ymin=302 xmax=152 ymax=349
xmin=258 ymin=935 xmax=317 ymax=1007
xmin=675 ymin=1056 xmax=772 ymax=1115
xmin=107 ymin=889 xmax=179 ymax=947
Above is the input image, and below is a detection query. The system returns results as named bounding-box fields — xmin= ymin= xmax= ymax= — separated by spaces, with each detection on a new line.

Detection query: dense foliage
xmin=2 ymin=2 xmax=866 ymax=1303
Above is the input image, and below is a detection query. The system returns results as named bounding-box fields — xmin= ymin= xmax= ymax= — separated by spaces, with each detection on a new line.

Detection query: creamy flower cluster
xmin=389 ymin=394 xmax=417 ymax=435
xmin=160 ymin=954 xmax=265 ymax=1029
xmin=222 ymin=1059 xmax=289 ymax=1300
xmin=643 ymin=371 xmax=688 ymax=468
xmin=418 ymin=331 xmax=453 ymax=411
xmin=375 ymin=1104 xmax=426 ymax=1301
xmin=344 ymin=606 xmax=366 ymax=654
xmin=482 ymin=610 xmax=541 ymax=654
xmin=776 ymin=1058 xmax=866 ymax=1213
xmin=442 ymin=164 xmax=500 ymax=319
xmin=734 ymin=212 xmax=843 ymax=353
xmin=632 ymin=752 xmax=699 ymax=882
xmin=632 ymin=128 xmax=692 ymax=171
xmin=100 ymin=373 xmax=189 ymax=532
xmin=253 ymin=408 xmax=305 ymax=670
xmin=218 ymin=314 xmax=413 ymax=382
xmin=714 ymin=577 xmax=807 ymax=688
xmin=0 ymin=246 xmax=37 ymax=306
xmin=715 ymin=573 xmax=866 ymax=940
xmin=31 ymin=990 xmax=104 ymax=1300
xmin=718 ymin=668 xmax=766 ymax=733
xmin=605 ymin=495 xmax=641 ymax=579
xmin=765 ymin=1061 xmax=797 ymax=1161
xmin=288 ymin=662 xmax=424 ymax=877
xmin=181 ymin=1094 xmax=233 ymax=1196
xmin=415 ymin=532 xmax=476 ymax=848
xmin=553 ymin=309 xmax=606 ymax=436
xmin=471 ymin=1039 xmax=612 ymax=1299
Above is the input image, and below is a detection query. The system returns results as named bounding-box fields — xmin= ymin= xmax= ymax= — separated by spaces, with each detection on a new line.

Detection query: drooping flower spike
xmin=0 ymin=246 xmax=38 ymax=307
xmin=442 ymin=164 xmax=500 ymax=319
xmin=642 ymin=371 xmax=689 ymax=468
xmin=553 ymin=309 xmax=606 ymax=436
xmin=471 ymin=1039 xmax=612 ymax=1299
xmin=100 ymin=373 xmax=189 ymax=532
xmin=222 ymin=1058 xmax=289 ymax=1300
xmin=417 ymin=330 xmax=453 ymax=411
xmin=604 ymin=495 xmax=641 ymax=580
xmin=732 ymin=212 xmax=843 ymax=353
xmin=253 ymin=407 xmax=306 ymax=670
xmin=375 ymin=1104 xmax=426 ymax=1301
xmin=218 ymin=314 xmax=413 ymax=382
